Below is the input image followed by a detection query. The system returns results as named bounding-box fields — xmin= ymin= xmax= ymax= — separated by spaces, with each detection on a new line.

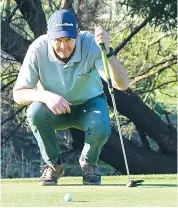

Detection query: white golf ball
xmin=64 ymin=193 xmax=72 ymax=202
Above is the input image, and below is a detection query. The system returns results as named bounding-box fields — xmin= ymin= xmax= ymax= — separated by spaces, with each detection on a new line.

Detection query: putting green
xmin=1 ymin=174 xmax=177 ymax=207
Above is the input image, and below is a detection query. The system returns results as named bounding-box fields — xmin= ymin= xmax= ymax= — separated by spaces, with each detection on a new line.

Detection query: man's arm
xmin=99 ymin=55 xmax=129 ymax=90
xmin=13 ymin=86 xmax=71 ymax=114
xmin=13 ymin=86 xmax=49 ymax=105
xmin=95 ymin=26 xmax=130 ymax=91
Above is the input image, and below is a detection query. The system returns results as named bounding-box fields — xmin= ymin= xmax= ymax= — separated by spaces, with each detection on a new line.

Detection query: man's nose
xmin=60 ymin=41 xmax=67 ymax=49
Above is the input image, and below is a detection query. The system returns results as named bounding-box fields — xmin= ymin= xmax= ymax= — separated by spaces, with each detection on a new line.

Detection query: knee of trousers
xmin=86 ymin=121 xmax=111 ymax=144
xmin=27 ymin=102 xmax=48 ymax=125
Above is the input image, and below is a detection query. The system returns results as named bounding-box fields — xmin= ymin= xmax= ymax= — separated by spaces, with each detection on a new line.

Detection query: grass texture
xmin=1 ymin=174 xmax=177 ymax=207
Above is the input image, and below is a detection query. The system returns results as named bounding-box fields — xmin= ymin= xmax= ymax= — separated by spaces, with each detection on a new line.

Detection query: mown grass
xmin=1 ymin=174 xmax=177 ymax=207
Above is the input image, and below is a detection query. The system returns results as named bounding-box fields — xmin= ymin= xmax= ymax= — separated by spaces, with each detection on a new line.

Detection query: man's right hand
xmin=13 ymin=86 xmax=71 ymax=114
xmin=44 ymin=93 xmax=71 ymax=115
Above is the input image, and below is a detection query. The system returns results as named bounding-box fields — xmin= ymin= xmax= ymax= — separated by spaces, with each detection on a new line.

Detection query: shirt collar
xmin=48 ymin=35 xmax=81 ymax=64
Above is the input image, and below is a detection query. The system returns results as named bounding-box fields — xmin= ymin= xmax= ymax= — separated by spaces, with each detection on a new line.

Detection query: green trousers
xmin=27 ymin=94 xmax=111 ymax=166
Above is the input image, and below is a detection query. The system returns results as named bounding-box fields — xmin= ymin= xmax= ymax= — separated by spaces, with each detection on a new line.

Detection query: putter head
xmin=126 ymin=180 xmax=144 ymax=187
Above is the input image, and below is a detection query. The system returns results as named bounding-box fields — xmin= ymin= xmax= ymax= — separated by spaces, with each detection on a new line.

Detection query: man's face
xmin=51 ymin=37 xmax=77 ymax=59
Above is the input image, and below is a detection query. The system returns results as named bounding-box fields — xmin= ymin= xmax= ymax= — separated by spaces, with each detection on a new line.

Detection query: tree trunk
xmin=70 ymin=128 xmax=177 ymax=174
xmin=102 ymin=81 xmax=177 ymax=156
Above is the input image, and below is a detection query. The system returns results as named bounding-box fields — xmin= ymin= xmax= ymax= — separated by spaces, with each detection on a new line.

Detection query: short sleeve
xmin=14 ymin=45 xmax=39 ymax=89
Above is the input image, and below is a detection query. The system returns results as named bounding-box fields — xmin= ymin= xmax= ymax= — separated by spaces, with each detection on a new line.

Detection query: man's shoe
xmin=82 ymin=164 xmax=101 ymax=185
xmin=38 ymin=164 xmax=64 ymax=186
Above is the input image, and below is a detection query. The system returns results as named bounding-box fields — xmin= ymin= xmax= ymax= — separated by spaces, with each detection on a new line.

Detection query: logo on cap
xmin=52 ymin=23 xmax=74 ymax=28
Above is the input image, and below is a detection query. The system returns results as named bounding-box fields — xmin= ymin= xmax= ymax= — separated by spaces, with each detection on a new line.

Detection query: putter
xmin=99 ymin=43 xmax=144 ymax=187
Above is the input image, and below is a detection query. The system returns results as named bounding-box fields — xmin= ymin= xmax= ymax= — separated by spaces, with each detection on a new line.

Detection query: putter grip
xmin=99 ymin=43 xmax=106 ymax=51
xmin=99 ymin=43 xmax=113 ymax=93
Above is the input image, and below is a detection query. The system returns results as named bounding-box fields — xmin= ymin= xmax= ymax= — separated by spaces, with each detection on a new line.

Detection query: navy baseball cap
xmin=47 ymin=9 xmax=78 ymax=39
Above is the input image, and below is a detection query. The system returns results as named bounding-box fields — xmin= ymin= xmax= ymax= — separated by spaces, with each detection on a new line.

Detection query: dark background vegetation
xmin=1 ymin=0 xmax=177 ymax=178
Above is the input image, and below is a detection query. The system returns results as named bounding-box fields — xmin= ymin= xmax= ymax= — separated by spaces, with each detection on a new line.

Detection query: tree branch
xmin=1 ymin=117 xmax=26 ymax=145
xmin=131 ymin=56 xmax=177 ymax=79
xmin=131 ymin=61 xmax=177 ymax=85
xmin=1 ymin=19 xmax=31 ymax=63
xmin=6 ymin=5 xmax=19 ymax=23
xmin=136 ymin=80 xmax=176 ymax=94
xmin=114 ymin=16 xmax=152 ymax=54
xmin=14 ymin=0 xmax=47 ymax=38
xmin=1 ymin=106 xmax=27 ymax=125
xmin=159 ymin=89 xmax=176 ymax=98
xmin=60 ymin=0 xmax=74 ymax=9
xmin=1 ymin=78 xmax=17 ymax=91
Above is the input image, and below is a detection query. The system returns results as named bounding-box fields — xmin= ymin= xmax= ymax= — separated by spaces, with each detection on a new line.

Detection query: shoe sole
xmin=83 ymin=181 xmax=101 ymax=185
xmin=38 ymin=181 xmax=57 ymax=186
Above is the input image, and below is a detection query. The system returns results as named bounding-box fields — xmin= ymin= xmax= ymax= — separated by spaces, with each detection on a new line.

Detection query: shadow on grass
xmin=71 ymin=200 xmax=88 ymax=203
xmin=58 ymin=183 xmax=177 ymax=188
xmin=140 ymin=184 xmax=177 ymax=188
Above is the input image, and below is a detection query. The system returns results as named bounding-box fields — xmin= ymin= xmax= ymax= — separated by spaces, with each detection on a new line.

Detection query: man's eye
xmin=65 ymin=38 xmax=71 ymax=42
xmin=56 ymin=38 xmax=61 ymax=42
xmin=54 ymin=38 xmax=71 ymax=43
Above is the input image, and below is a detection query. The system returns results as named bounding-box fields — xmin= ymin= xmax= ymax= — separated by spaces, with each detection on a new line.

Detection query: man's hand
xmin=44 ymin=93 xmax=71 ymax=115
xmin=95 ymin=26 xmax=110 ymax=53
xmin=13 ymin=86 xmax=72 ymax=113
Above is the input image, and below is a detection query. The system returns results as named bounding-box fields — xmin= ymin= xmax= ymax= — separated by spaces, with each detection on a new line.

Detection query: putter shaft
xmin=100 ymin=43 xmax=130 ymax=180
